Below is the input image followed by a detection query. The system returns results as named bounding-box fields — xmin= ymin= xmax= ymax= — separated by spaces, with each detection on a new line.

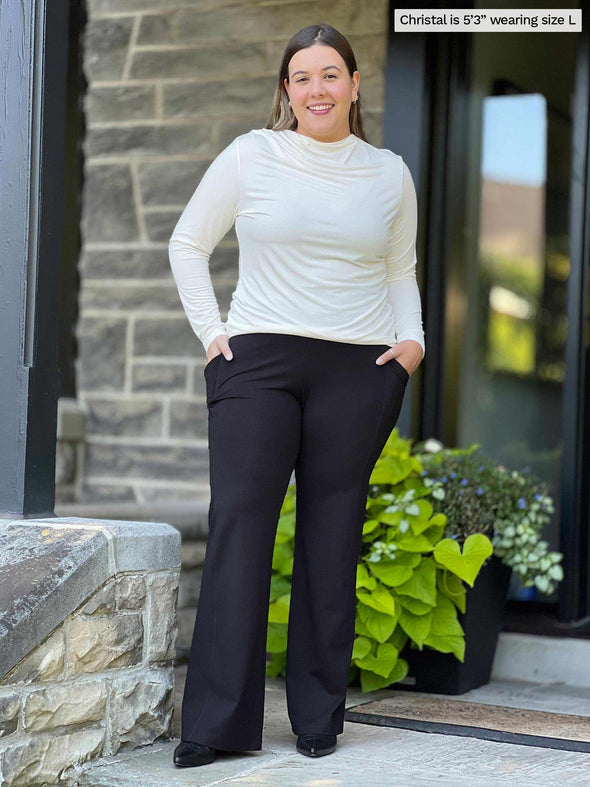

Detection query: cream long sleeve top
xmin=169 ymin=127 xmax=425 ymax=358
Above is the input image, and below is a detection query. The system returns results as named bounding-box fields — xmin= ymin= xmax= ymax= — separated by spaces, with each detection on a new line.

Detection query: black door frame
xmin=0 ymin=0 xmax=69 ymax=517
xmin=384 ymin=3 xmax=590 ymax=624
xmin=560 ymin=20 xmax=590 ymax=623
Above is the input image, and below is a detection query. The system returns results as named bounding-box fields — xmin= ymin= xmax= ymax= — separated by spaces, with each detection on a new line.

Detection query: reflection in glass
xmin=465 ymin=92 xmax=571 ymax=601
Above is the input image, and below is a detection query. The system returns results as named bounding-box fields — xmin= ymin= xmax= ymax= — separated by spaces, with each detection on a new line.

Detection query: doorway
xmin=443 ymin=4 xmax=587 ymax=624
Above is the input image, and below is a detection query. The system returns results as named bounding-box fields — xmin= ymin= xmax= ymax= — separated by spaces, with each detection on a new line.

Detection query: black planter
xmin=397 ymin=554 xmax=512 ymax=695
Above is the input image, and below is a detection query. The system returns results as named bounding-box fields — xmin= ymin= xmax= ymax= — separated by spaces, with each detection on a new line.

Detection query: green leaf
xmin=395 ymin=557 xmax=437 ymax=606
xmin=275 ymin=510 xmax=295 ymax=542
xmin=352 ymin=636 xmax=373 ymax=661
xmin=366 ymin=553 xmax=421 ymax=587
xmin=364 ymin=606 xmax=400 ymax=642
xmin=269 ymin=574 xmax=292 ymax=602
xmin=398 ymin=607 xmax=433 ymax=647
xmin=268 ymin=593 xmax=290 ymax=623
xmin=423 ymin=593 xmax=465 ymax=661
xmin=357 ymin=585 xmax=395 ymax=616
xmin=354 ymin=616 xmax=372 ymax=639
xmin=370 ymin=456 xmax=407 ymax=485
xmin=363 ymin=518 xmax=380 ymax=534
xmin=396 ymin=524 xmax=446 ymax=552
xmin=266 ymin=650 xmax=287 ymax=677
xmin=272 ymin=541 xmax=294 ymax=576
xmin=355 ymin=642 xmax=399 ymax=678
xmin=436 ymin=569 xmax=466 ymax=613
xmin=406 ymin=500 xmax=435 ymax=535
xmin=377 ymin=512 xmax=403 ymax=526
xmin=389 ymin=626 xmax=409 ymax=653
xmin=356 ymin=563 xmax=377 ymax=590
xmin=359 ymin=656 xmax=409 ymax=691
xmin=433 ymin=534 xmax=493 ymax=587
xmin=397 ymin=595 xmax=433 ymax=615
xmin=266 ymin=622 xmax=288 ymax=653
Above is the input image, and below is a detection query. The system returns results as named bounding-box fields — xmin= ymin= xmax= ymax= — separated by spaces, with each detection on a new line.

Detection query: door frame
xmin=384 ymin=3 xmax=590 ymax=624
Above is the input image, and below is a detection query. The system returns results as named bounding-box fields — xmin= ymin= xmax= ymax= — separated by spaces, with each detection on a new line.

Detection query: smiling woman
xmin=283 ymin=45 xmax=360 ymax=142
xmin=168 ymin=22 xmax=426 ymax=769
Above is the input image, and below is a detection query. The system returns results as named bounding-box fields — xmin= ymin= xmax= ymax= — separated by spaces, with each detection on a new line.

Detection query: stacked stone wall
xmin=74 ymin=0 xmax=390 ymax=504
xmin=0 ymin=569 xmax=178 ymax=786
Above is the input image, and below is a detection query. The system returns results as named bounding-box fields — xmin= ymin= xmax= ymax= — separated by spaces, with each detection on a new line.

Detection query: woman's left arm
xmin=377 ymin=158 xmax=425 ymax=376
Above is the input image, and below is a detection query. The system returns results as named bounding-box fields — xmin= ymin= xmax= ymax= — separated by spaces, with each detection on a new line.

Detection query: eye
xmin=295 ymin=74 xmax=338 ymax=83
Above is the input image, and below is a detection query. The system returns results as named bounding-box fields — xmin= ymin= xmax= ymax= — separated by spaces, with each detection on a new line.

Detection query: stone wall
xmin=56 ymin=398 xmax=88 ymax=505
xmin=0 ymin=518 xmax=181 ymax=786
xmin=0 ymin=568 xmax=178 ymax=787
xmin=175 ymin=536 xmax=207 ymax=661
xmin=74 ymin=0 xmax=390 ymax=504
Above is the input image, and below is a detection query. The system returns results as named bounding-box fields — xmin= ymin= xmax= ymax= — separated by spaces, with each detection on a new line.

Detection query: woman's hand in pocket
xmin=375 ymin=340 xmax=424 ymax=377
xmin=206 ymin=334 xmax=233 ymax=364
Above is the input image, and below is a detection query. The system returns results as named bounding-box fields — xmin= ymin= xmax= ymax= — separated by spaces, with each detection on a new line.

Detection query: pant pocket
xmin=204 ymin=354 xmax=222 ymax=403
xmin=388 ymin=357 xmax=409 ymax=385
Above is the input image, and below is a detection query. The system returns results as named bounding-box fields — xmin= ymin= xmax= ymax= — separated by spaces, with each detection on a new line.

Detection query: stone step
xmin=72 ymin=677 xmax=590 ymax=786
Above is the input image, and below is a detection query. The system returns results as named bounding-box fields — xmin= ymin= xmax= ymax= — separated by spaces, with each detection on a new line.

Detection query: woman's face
xmin=283 ymin=44 xmax=360 ymax=142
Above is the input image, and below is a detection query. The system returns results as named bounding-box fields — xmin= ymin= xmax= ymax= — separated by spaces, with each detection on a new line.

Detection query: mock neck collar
xmin=281 ymin=128 xmax=359 ymax=153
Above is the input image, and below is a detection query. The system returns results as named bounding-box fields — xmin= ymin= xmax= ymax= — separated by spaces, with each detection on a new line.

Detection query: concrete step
xmin=72 ymin=677 xmax=590 ymax=786
xmin=493 ymin=631 xmax=590 ymax=686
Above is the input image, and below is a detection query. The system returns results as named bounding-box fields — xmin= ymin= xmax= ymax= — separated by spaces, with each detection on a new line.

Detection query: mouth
xmin=307 ymin=104 xmax=334 ymax=115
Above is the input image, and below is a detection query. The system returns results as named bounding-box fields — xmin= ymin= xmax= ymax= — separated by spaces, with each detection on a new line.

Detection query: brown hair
xmin=265 ymin=24 xmax=368 ymax=142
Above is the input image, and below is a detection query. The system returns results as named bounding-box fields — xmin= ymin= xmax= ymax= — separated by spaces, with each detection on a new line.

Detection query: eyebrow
xmin=291 ymin=65 xmax=342 ymax=77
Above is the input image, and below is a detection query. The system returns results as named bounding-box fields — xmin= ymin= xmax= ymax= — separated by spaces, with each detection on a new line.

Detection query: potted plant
xmin=265 ymin=429 xmax=563 ymax=696
xmin=393 ymin=437 xmax=562 ymax=694
xmin=266 ymin=430 xmax=493 ymax=690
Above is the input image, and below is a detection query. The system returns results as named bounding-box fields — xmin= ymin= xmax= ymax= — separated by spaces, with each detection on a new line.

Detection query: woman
xmin=168 ymin=23 xmax=425 ymax=768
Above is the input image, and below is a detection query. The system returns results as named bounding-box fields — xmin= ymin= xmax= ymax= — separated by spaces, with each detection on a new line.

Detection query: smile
xmin=307 ymin=105 xmax=334 ymax=114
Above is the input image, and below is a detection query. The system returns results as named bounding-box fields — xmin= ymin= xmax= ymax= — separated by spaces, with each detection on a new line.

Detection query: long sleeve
xmin=168 ymin=137 xmax=240 ymax=353
xmin=384 ymin=159 xmax=425 ymax=359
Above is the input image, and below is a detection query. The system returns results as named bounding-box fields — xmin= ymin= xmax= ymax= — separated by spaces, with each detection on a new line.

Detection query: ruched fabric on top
xmin=169 ymin=127 xmax=425 ymax=358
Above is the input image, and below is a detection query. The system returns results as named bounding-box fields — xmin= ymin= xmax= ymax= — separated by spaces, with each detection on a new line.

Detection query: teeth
xmin=309 ymin=105 xmax=333 ymax=110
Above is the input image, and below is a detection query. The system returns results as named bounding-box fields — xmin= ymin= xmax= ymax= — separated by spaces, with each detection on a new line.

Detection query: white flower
xmin=423 ymin=438 xmax=444 ymax=453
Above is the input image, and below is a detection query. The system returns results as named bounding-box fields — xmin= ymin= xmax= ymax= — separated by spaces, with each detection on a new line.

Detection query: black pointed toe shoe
xmin=296 ymin=733 xmax=337 ymax=757
xmin=173 ymin=740 xmax=216 ymax=767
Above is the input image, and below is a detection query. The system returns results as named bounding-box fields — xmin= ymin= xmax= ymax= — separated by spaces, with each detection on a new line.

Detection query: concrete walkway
xmin=74 ymin=674 xmax=590 ymax=785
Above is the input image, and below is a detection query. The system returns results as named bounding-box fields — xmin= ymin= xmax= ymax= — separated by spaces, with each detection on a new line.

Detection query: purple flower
xmin=451 ymin=534 xmax=458 ymax=540
xmin=461 ymin=478 xmax=468 ymax=486
xmin=441 ymin=475 xmax=448 ymax=483
xmin=450 ymin=472 xmax=457 ymax=479
xmin=421 ymin=469 xmax=428 ymax=476
xmin=478 ymin=465 xmax=484 ymax=471
xmin=518 ymin=497 xmax=526 ymax=509
xmin=476 ymin=487 xmax=483 ymax=495
xmin=458 ymin=489 xmax=464 ymax=495
xmin=534 ymin=493 xmax=542 ymax=501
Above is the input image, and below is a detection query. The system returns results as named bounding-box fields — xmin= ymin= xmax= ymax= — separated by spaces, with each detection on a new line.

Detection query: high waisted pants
xmin=181 ymin=332 xmax=409 ymax=751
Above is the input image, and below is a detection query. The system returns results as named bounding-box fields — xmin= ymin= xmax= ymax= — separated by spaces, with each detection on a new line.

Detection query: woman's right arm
xmin=168 ymin=137 xmax=240 ymax=353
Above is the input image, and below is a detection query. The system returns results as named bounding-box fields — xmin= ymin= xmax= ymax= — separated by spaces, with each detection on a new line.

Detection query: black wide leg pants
xmin=181 ymin=333 xmax=409 ymax=751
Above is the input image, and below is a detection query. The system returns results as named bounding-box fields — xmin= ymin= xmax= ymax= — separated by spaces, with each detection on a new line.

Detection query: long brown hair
xmin=265 ymin=24 xmax=368 ymax=142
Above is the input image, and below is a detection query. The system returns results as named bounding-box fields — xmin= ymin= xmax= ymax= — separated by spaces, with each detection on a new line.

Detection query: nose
xmin=309 ymin=77 xmax=327 ymax=97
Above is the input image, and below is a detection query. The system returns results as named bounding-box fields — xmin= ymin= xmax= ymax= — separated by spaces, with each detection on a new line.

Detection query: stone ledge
xmin=0 ymin=519 xmax=180 ymax=680
xmin=57 ymin=397 xmax=88 ymax=442
xmin=55 ymin=501 xmax=210 ymax=540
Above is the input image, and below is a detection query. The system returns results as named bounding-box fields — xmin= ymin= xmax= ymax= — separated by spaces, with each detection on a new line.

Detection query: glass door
xmin=443 ymin=15 xmax=579 ymax=607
